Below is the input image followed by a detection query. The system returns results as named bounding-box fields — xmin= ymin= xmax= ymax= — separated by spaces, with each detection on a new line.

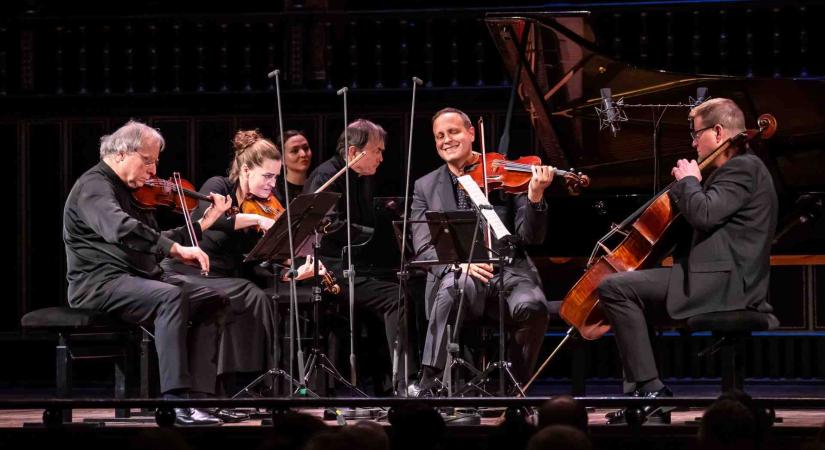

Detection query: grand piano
xmin=485 ymin=12 xmax=825 ymax=192
xmin=484 ymin=12 xmax=825 ymax=329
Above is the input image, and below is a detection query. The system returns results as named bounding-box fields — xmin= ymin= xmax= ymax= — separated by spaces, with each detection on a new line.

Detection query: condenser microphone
xmin=694 ymin=86 xmax=708 ymax=106
xmin=267 ymin=69 xmax=279 ymax=79
xmin=599 ymin=88 xmax=621 ymax=136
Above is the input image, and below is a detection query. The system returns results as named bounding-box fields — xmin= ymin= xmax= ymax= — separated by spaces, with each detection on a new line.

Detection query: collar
xmin=97 ymin=160 xmax=129 ymax=190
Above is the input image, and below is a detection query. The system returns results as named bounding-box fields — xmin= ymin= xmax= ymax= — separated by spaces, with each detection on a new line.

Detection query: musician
xmin=161 ymin=130 xmax=318 ymax=405
xmin=274 ymin=130 xmax=313 ymax=206
xmin=597 ymin=98 xmax=778 ymax=423
xmin=305 ymin=119 xmax=406 ymax=394
xmin=64 ymin=120 xmax=232 ymax=426
xmin=409 ymin=108 xmax=554 ymax=395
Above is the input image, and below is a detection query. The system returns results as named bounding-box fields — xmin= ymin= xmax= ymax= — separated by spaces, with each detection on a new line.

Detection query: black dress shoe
xmin=207 ymin=408 xmax=250 ymax=423
xmin=407 ymin=380 xmax=437 ymax=398
xmin=606 ymin=386 xmax=674 ymax=425
xmin=174 ymin=408 xmax=223 ymax=426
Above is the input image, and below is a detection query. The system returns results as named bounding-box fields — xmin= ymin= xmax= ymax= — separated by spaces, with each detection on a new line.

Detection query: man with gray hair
xmin=63 ymin=120 xmax=232 ymax=426
xmin=306 ymin=119 xmax=408 ymax=395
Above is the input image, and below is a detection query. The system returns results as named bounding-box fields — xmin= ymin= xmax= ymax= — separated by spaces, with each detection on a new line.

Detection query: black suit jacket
xmin=666 ymin=151 xmax=778 ymax=319
xmin=410 ymin=165 xmax=549 ymax=315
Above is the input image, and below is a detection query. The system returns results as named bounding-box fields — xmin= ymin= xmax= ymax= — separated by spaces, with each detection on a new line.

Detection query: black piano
xmin=484 ymin=12 xmax=825 ymax=329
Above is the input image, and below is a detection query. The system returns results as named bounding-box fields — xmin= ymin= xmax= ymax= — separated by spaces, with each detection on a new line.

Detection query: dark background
xmin=2 ymin=0 xmax=825 ymax=388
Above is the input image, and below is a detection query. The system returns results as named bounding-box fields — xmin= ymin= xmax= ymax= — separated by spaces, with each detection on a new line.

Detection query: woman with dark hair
xmin=275 ymin=130 xmax=314 ymax=205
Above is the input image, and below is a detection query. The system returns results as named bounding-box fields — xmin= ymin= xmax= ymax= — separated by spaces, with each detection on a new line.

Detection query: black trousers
xmin=422 ymin=268 xmax=549 ymax=383
xmin=77 ymin=273 xmax=228 ymax=394
xmin=597 ymin=267 xmax=680 ymax=392
xmin=161 ymin=260 xmax=277 ymax=377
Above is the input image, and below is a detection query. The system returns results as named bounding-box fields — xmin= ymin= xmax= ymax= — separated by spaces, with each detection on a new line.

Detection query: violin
xmin=132 ymin=173 xmax=210 ymax=276
xmin=132 ymin=176 xmax=215 ymax=213
xmin=461 ymin=152 xmax=590 ymax=195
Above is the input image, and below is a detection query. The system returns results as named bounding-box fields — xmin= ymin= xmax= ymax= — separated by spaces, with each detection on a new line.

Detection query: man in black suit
xmin=598 ymin=98 xmax=778 ymax=423
xmin=305 ymin=119 xmax=405 ymax=395
xmin=409 ymin=107 xmax=554 ymax=395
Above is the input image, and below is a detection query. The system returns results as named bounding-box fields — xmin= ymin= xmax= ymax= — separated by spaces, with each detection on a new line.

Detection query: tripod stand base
xmin=303 ymin=349 xmax=370 ymax=398
xmin=454 ymin=360 xmax=525 ymax=397
xmin=232 ymin=368 xmax=316 ymax=399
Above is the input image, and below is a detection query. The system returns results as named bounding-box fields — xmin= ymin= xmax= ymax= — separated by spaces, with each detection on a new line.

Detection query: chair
xmin=20 ymin=306 xmax=146 ymax=423
xmin=687 ymin=310 xmax=780 ymax=392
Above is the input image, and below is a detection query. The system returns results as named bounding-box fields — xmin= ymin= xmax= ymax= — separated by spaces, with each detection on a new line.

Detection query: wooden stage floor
xmin=1 ymin=407 xmax=823 ymax=429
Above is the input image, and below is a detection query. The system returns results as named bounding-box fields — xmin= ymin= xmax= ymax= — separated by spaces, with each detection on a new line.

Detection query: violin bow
xmin=172 ymin=172 xmax=207 ymax=276
xmin=477 ymin=117 xmax=494 ymax=260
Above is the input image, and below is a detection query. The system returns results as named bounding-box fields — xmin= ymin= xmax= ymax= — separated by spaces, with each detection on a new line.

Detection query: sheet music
xmin=457 ymin=175 xmax=512 ymax=240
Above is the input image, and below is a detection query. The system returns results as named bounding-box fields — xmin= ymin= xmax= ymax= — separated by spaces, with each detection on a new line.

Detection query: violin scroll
xmin=557 ymin=168 xmax=591 ymax=195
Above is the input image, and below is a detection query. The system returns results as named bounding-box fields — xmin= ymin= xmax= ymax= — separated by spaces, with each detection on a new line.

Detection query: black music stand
xmin=233 ymin=192 xmax=340 ymax=398
xmin=411 ymin=210 xmax=522 ymax=397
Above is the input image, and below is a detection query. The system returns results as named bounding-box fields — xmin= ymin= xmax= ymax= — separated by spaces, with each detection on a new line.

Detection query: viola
xmin=243 ymin=193 xmax=342 ymax=294
xmin=132 ymin=176 xmax=215 ymax=213
xmin=320 ymin=271 xmax=341 ymax=295
xmin=235 ymin=195 xmax=285 ymax=232
xmin=461 ymin=152 xmax=590 ymax=195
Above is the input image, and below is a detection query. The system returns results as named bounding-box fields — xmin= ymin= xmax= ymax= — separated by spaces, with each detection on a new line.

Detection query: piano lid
xmin=485 ymin=12 xmax=825 ymax=192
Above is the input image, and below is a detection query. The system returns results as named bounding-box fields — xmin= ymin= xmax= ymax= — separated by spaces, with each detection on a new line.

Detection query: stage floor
xmin=1 ymin=406 xmax=823 ymax=429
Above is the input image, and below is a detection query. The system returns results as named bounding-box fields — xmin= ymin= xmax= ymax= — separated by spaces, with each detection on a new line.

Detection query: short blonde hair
xmin=689 ymin=98 xmax=746 ymax=133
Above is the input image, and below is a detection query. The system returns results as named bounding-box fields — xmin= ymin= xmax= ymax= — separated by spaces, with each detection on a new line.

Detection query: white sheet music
xmin=457 ymin=175 xmax=512 ymax=240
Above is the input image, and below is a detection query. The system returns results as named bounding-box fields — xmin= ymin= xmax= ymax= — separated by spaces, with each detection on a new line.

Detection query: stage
xmin=0 ymin=383 xmax=823 ymax=450
xmin=0 ymin=405 xmax=822 ymax=450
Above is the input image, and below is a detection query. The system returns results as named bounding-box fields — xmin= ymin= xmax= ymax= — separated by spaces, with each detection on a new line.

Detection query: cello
xmin=561 ymin=113 xmax=778 ymax=340
xmin=514 ymin=114 xmax=778 ymax=397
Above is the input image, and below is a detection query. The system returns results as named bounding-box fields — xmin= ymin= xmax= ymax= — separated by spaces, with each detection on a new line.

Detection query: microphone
xmin=599 ymin=88 xmax=622 ymax=136
xmin=267 ymin=69 xmax=279 ymax=79
xmin=412 ymin=77 xmax=423 ymax=86
xmin=337 ymin=87 xmax=348 ymax=96
xmin=693 ymin=86 xmax=708 ymax=106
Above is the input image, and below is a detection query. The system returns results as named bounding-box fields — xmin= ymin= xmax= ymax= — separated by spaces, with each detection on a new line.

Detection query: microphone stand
xmin=393 ymin=76 xmax=424 ymax=396
xmin=272 ymin=69 xmax=306 ymax=397
xmin=596 ymin=88 xmax=708 ymax=194
xmin=337 ymin=86 xmax=359 ymax=388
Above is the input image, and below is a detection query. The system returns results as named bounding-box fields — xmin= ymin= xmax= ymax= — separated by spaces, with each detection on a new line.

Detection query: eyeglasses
xmin=690 ymin=125 xmax=715 ymax=141
xmin=135 ymin=152 xmax=159 ymax=167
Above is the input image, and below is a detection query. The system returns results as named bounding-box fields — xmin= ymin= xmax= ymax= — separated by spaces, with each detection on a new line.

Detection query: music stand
xmin=234 ymin=192 xmax=340 ymax=398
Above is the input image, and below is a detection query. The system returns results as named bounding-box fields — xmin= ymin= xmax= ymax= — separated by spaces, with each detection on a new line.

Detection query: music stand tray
xmin=422 ymin=210 xmax=497 ymax=266
xmin=245 ymin=192 xmax=340 ymax=263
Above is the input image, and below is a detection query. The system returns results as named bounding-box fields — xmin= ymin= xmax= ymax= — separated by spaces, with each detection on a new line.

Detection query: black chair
xmin=686 ymin=310 xmax=780 ymax=392
xmin=20 ymin=306 xmax=148 ymax=423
